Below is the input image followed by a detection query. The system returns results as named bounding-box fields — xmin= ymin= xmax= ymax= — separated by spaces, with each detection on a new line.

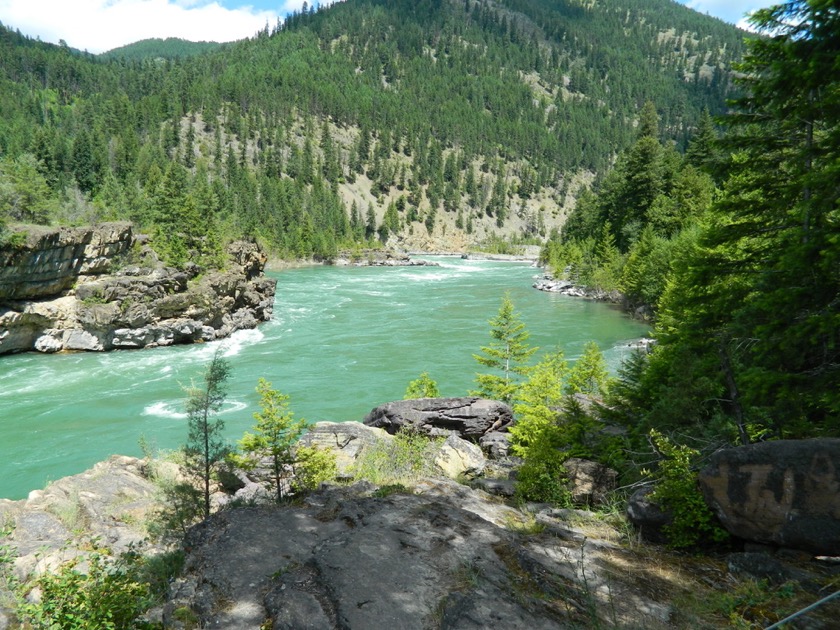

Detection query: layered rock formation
xmin=363 ymin=396 xmax=513 ymax=441
xmin=0 ymin=224 xmax=276 ymax=355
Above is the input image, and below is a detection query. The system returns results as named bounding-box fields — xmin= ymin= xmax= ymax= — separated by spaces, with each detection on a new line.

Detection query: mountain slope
xmin=0 ymin=0 xmax=749 ymax=256
xmin=99 ymin=37 xmax=223 ymax=61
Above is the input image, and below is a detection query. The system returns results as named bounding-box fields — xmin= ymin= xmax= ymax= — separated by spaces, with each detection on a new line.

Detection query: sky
xmin=0 ymin=0 xmax=768 ymax=55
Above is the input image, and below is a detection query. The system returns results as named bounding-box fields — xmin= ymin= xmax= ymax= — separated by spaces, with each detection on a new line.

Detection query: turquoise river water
xmin=0 ymin=256 xmax=648 ymax=500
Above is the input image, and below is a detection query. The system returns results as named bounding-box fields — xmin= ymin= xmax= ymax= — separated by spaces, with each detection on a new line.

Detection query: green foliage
xmin=100 ymin=37 xmax=222 ymax=61
xmin=514 ymin=440 xmax=570 ymax=506
xmin=623 ymin=0 xmax=840 ymax=439
xmin=471 ymin=294 xmax=537 ymax=404
xmin=183 ymin=348 xmax=231 ymax=518
xmin=148 ymin=479 xmax=204 ymax=543
xmin=0 ymin=0 xmax=744 ymax=262
xmin=645 ymin=430 xmax=729 ymax=549
xmin=404 ymin=371 xmax=440 ymax=399
xmin=692 ymin=577 xmax=802 ymax=629
xmin=565 ymin=342 xmax=611 ymax=397
xmin=231 ymin=378 xmax=307 ymax=502
xmin=293 ymin=445 xmax=338 ymax=492
xmin=351 ymin=428 xmax=442 ymax=487
xmin=18 ymin=552 xmax=155 ymax=630
xmin=510 ymin=349 xmax=567 ymax=458
xmin=0 ymin=154 xmax=59 ymax=225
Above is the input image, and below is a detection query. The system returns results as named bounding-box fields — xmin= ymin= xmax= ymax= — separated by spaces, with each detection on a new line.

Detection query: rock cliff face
xmin=0 ymin=224 xmax=276 ymax=355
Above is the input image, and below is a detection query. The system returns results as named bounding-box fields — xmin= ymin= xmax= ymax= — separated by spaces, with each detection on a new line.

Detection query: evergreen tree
xmin=233 ymin=378 xmax=307 ymax=502
xmin=184 ymin=348 xmax=232 ymax=518
xmin=404 ymin=372 xmax=440 ymax=399
xmin=565 ymin=342 xmax=610 ymax=397
xmin=653 ymin=0 xmax=840 ymax=436
xmin=510 ymin=349 xmax=568 ymax=457
xmin=471 ymin=294 xmax=537 ymax=404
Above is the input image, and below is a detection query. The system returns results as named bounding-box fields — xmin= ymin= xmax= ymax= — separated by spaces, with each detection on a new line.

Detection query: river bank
xmin=0 ymin=223 xmax=276 ymax=356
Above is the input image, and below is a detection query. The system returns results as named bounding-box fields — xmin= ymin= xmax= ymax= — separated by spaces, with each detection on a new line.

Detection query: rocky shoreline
xmin=332 ymin=250 xmax=440 ymax=267
xmin=532 ymin=274 xmax=623 ymax=302
xmin=0 ymin=223 xmax=276 ymax=355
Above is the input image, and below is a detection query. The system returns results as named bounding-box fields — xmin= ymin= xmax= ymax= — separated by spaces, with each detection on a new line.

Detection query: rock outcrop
xmin=564 ymin=457 xmax=618 ymax=507
xmin=332 ymin=249 xmax=440 ymax=267
xmin=7 ymin=438 xmax=840 ymax=629
xmin=0 ymin=224 xmax=276 ymax=355
xmin=0 ymin=223 xmax=135 ymax=300
xmin=698 ymin=439 xmax=840 ymax=556
xmin=363 ymin=397 xmax=513 ymax=440
xmin=0 ymin=456 xmax=160 ymax=583
xmin=164 ymin=480 xmax=672 ymax=629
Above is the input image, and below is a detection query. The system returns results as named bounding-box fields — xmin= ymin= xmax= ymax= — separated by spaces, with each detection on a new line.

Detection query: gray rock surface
xmin=364 ymin=397 xmax=513 ymax=440
xmin=0 ymin=225 xmax=276 ymax=355
xmin=626 ymin=485 xmax=672 ymax=544
xmin=297 ymin=421 xmax=393 ymax=476
xmin=0 ymin=456 xmax=160 ymax=582
xmin=165 ymin=481 xmax=673 ymax=630
xmin=434 ymin=435 xmax=487 ymax=480
xmin=699 ymin=439 xmax=840 ymax=555
xmin=564 ymin=457 xmax=618 ymax=507
xmin=479 ymin=430 xmax=511 ymax=459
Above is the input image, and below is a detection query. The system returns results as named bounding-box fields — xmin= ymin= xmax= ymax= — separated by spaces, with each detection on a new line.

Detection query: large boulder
xmin=363 ymin=397 xmax=513 ymax=440
xmin=434 ymin=435 xmax=486 ymax=480
xmin=698 ymin=439 xmax=840 ymax=555
xmin=564 ymin=458 xmax=618 ymax=507
xmin=297 ymin=421 xmax=392 ymax=476
xmin=626 ymin=486 xmax=672 ymax=544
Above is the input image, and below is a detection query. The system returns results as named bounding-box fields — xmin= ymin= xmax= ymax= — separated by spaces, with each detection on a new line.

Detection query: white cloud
xmin=0 ymin=0 xmax=279 ymax=53
xmin=682 ymin=0 xmax=767 ymax=26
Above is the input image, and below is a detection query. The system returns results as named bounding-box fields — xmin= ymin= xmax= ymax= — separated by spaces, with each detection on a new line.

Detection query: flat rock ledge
xmin=0 ymin=224 xmax=276 ymax=355
xmin=165 ymin=480 xmax=672 ymax=630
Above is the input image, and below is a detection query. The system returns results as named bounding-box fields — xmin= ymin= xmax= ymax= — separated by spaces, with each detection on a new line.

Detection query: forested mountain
xmin=0 ymin=0 xmax=747 ymax=260
xmin=100 ymin=38 xmax=224 ymax=61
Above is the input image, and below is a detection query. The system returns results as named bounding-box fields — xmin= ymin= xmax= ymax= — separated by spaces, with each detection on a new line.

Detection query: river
xmin=0 ymin=256 xmax=648 ymax=500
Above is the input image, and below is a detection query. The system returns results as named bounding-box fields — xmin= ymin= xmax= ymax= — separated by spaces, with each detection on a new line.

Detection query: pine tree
xmin=510 ymin=349 xmax=568 ymax=457
xmin=471 ymin=294 xmax=537 ymax=404
xmin=638 ymin=0 xmax=840 ymax=439
xmin=404 ymin=372 xmax=440 ymax=399
xmin=184 ymin=349 xmax=232 ymax=518
xmin=233 ymin=378 xmax=307 ymax=502
xmin=565 ymin=342 xmax=610 ymax=397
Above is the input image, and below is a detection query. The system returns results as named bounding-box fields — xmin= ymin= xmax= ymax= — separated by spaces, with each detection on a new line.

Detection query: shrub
xmin=294 ymin=445 xmax=338 ymax=492
xmin=352 ymin=428 xmax=442 ymax=486
xmin=645 ymin=429 xmax=729 ymax=549
xmin=18 ymin=552 xmax=156 ymax=630
xmin=514 ymin=441 xmax=570 ymax=506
